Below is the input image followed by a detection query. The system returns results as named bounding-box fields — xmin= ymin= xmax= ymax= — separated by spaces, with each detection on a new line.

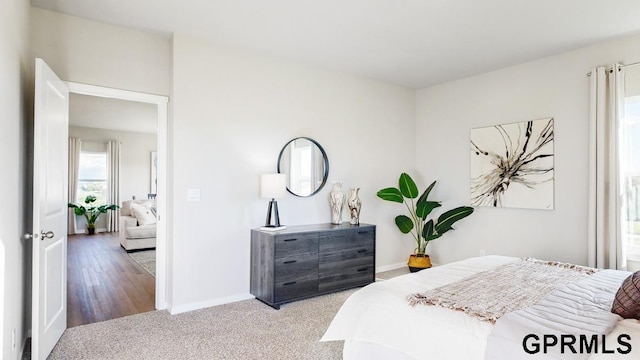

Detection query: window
xmin=622 ymin=70 xmax=640 ymax=271
xmin=77 ymin=151 xmax=107 ymax=206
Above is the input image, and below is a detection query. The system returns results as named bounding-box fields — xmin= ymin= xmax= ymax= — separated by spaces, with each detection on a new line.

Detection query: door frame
xmin=66 ymin=82 xmax=169 ymax=309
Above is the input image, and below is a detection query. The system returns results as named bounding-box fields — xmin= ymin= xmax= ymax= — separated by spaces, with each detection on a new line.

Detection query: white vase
xmin=347 ymin=187 xmax=362 ymax=225
xmin=329 ymin=181 xmax=345 ymax=225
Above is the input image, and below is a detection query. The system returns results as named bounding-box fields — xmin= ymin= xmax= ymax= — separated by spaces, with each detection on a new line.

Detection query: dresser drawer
xmin=274 ymin=256 xmax=318 ymax=283
xmin=274 ymin=233 xmax=318 ymax=259
xmin=274 ymin=279 xmax=318 ymax=303
xmin=319 ymin=264 xmax=374 ymax=293
xmin=319 ymin=228 xmax=374 ymax=254
xmin=319 ymin=228 xmax=374 ymax=267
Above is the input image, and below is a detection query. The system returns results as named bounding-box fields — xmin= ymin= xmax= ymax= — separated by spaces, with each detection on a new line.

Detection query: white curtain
xmin=106 ymin=140 xmax=121 ymax=232
xmin=68 ymin=137 xmax=81 ymax=235
xmin=588 ymin=64 xmax=626 ymax=270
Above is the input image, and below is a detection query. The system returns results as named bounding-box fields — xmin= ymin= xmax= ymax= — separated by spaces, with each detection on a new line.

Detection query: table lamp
xmin=261 ymin=173 xmax=287 ymax=230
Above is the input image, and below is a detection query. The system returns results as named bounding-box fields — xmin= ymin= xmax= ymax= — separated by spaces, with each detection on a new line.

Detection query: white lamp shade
xmin=261 ymin=173 xmax=287 ymax=199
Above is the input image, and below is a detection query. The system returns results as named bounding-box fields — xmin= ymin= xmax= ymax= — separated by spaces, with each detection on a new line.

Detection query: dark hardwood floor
xmin=67 ymin=232 xmax=155 ymax=327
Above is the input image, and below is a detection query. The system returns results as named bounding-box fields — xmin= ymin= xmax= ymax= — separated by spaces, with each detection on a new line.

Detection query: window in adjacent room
xmin=77 ymin=151 xmax=108 ymax=206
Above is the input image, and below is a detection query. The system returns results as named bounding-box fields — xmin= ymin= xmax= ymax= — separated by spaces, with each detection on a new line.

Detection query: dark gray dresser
xmin=250 ymin=223 xmax=376 ymax=309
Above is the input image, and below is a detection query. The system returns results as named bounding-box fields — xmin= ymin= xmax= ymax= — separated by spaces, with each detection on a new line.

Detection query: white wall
xmin=171 ymin=34 xmax=416 ymax=312
xmin=416 ymin=33 xmax=640 ymax=267
xmin=0 ymin=0 xmax=30 ymax=358
xmin=30 ymin=7 xmax=171 ymax=96
xmin=69 ymin=126 xmax=158 ymax=202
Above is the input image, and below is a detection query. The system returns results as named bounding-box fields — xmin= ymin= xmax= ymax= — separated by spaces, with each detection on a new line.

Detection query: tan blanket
xmin=407 ymin=258 xmax=598 ymax=323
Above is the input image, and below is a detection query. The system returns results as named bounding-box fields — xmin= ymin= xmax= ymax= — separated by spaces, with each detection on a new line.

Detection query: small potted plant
xmin=68 ymin=195 xmax=119 ymax=235
xmin=377 ymin=173 xmax=474 ymax=272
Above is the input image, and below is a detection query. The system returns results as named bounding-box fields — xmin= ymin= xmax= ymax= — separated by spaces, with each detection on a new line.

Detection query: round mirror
xmin=277 ymin=137 xmax=329 ymax=197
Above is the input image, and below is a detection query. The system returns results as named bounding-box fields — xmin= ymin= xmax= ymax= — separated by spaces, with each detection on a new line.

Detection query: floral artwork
xmin=470 ymin=118 xmax=554 ymax=209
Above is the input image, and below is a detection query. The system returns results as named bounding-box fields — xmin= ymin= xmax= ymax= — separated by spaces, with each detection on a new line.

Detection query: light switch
xmin=187 ymin=189 xmax=201 ymax=202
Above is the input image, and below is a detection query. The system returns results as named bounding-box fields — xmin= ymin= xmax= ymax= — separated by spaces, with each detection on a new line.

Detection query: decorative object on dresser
xmin=329 ymin=181 xmax=346 ymax=224
xmin=68 ymin=195 xmax=119 ymax=235
xmin=347 ymin=187 xmax=362 ymax=225
xmin=250 ymin=223 xmax=376 ymax=309
xmin=377 ymin=173 xmax=474 ymax=272
xmin=260 ymin=173 xmax=287 ymax=231
xmin=277 ymin=137 xmax=329 ymax=197
xmin=119 ymin=199 xmax=157 ymax=251
xmin=470 ymin=117 xmax=554 ymax=209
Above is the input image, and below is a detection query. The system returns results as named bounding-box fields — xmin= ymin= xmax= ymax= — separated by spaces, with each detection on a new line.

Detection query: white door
xmin=31 ymin=58 xmax=69 ymax=360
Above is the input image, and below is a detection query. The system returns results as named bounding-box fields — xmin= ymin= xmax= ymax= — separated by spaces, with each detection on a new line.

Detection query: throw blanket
xmin=485 ymin=270 xmax=628 ymax=360
xmin=407 ymin=258 xmax=598 ymax=323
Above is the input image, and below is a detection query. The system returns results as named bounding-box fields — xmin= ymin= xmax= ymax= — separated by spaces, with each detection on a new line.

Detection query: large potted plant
xmin=377 ymin=173 xmax=474 ymax=272
xmin=68 ymin=195 xmax=119 ymax=235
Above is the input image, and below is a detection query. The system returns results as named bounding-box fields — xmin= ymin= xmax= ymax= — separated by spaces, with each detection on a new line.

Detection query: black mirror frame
xmin=277 ymin=137 xmax=329 ymax=197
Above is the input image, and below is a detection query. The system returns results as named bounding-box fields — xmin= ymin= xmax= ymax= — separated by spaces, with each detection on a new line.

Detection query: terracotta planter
xmin=408 ymin=254 xmax=431 ymax=272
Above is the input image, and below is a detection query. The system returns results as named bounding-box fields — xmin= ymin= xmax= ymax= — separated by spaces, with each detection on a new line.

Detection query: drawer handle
xmin=357 ymin=249 xmax=368 ymax=253
xmin=357 ymin=231 xmax=370 ymax=234
xmin=283 ymin=260 xmax=297 ymax=264
xmin=357 ymin=267 xmax=369 ymax=272
xmin=283 ymin=281 xmax=297 ymax=286
xmin=283 ymin=238 xmax=298 ymax=242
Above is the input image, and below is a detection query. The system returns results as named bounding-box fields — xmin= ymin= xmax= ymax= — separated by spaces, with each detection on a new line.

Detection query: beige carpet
xmin=128 ymin=249 xmax=156 ymax=276
xmin=375 ymin=266 xmax=410 ymax=280
xmin=47 ymin=267 xmax=409 ymax=360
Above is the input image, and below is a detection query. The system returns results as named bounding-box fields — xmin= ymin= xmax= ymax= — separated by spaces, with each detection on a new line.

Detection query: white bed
xmin=321 ymin=255 xmax=640 ymax=360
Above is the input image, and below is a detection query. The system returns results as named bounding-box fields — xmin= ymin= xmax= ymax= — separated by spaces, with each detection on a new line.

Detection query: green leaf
xmin=398 ymin=173 xmax=419 ymax=199
xmin=434 ymin=206 xmax=474 ymax=235
xmin=416 ymin=201 xmax=441 ymax=219
xmin=417 ymin=181 xmax=437 ymax=204
xmin=377 ymin=187 xmax=404 ymax=203
xmin=422 ymin=219 xmax=435 ymax=240
xmin=395 ymin=215 xmax=414 ymax=234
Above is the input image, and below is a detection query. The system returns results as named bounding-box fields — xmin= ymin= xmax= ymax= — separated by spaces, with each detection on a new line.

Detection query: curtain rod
xmin=622 ymin=61 xmax=640 ymax=69
xmin=586 ymin=61 xmax=640 ymax=76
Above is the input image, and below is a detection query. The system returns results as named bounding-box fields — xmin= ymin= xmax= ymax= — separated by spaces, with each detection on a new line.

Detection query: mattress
xmin=321 ymin=255 xmax=640 ymax=360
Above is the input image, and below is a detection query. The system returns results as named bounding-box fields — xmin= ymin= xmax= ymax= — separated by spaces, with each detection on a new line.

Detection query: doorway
xmin=65 ymin=82 xmax=168 ymax=317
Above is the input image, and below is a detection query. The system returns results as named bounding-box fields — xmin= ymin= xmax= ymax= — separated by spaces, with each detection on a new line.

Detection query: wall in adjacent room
xmin=69 ymin=126 xmax=158 ymax=203
xmin=416 ymin=33 xmax=640 ymax=266
xmin=0 ymin=0 xmax=31 ymax=358
xmin=170 ymin=34 xmax=416 ymax=312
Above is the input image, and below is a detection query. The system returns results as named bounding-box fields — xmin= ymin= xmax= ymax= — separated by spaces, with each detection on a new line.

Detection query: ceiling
xmin=69 ymin=94 xmax=158 ymax=134
xmin=31 ymin=0 xmax=640 ymax=88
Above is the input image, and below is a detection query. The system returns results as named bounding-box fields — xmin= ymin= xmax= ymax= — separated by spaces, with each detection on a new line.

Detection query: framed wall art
xmin=470 ymin=118 xmax=554 ymax=209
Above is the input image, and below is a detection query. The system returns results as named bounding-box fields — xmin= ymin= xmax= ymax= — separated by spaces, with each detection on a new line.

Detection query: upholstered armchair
xmin=119 ymin=199 xmax=157 ymax=251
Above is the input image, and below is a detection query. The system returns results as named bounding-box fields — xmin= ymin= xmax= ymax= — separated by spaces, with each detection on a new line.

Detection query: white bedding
xmin=485 ymin=270 xmax=628 ymax=360
xmin=321 ymin=255 xmax=640 ymax=360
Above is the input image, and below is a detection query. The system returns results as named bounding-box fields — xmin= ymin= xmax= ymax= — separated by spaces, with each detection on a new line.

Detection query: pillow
xmin=121 ymin=199 xmax=155 ymax=216
xmin=130 ymin=203 xmax=157 ymax=226
xmin=611 ymin=271 xmax=640 ymax=319
xmin=120 ymin=200 xmax=133 ymax=216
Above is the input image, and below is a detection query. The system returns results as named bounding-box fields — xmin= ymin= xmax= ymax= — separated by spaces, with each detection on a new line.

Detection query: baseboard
xmin=72 ymin=228 xmax=109 ymax=235
xmin=168 ymin=293 xmax=255 ymax=315
xmin=375 ymin=262 xmax=407 ymax=273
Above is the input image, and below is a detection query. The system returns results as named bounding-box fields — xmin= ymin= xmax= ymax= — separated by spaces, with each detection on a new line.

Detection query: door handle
xmin=40 ymin=230 xmax=55 ymax=240
xmin=24 ymin=233 xmax=39 ymax=240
